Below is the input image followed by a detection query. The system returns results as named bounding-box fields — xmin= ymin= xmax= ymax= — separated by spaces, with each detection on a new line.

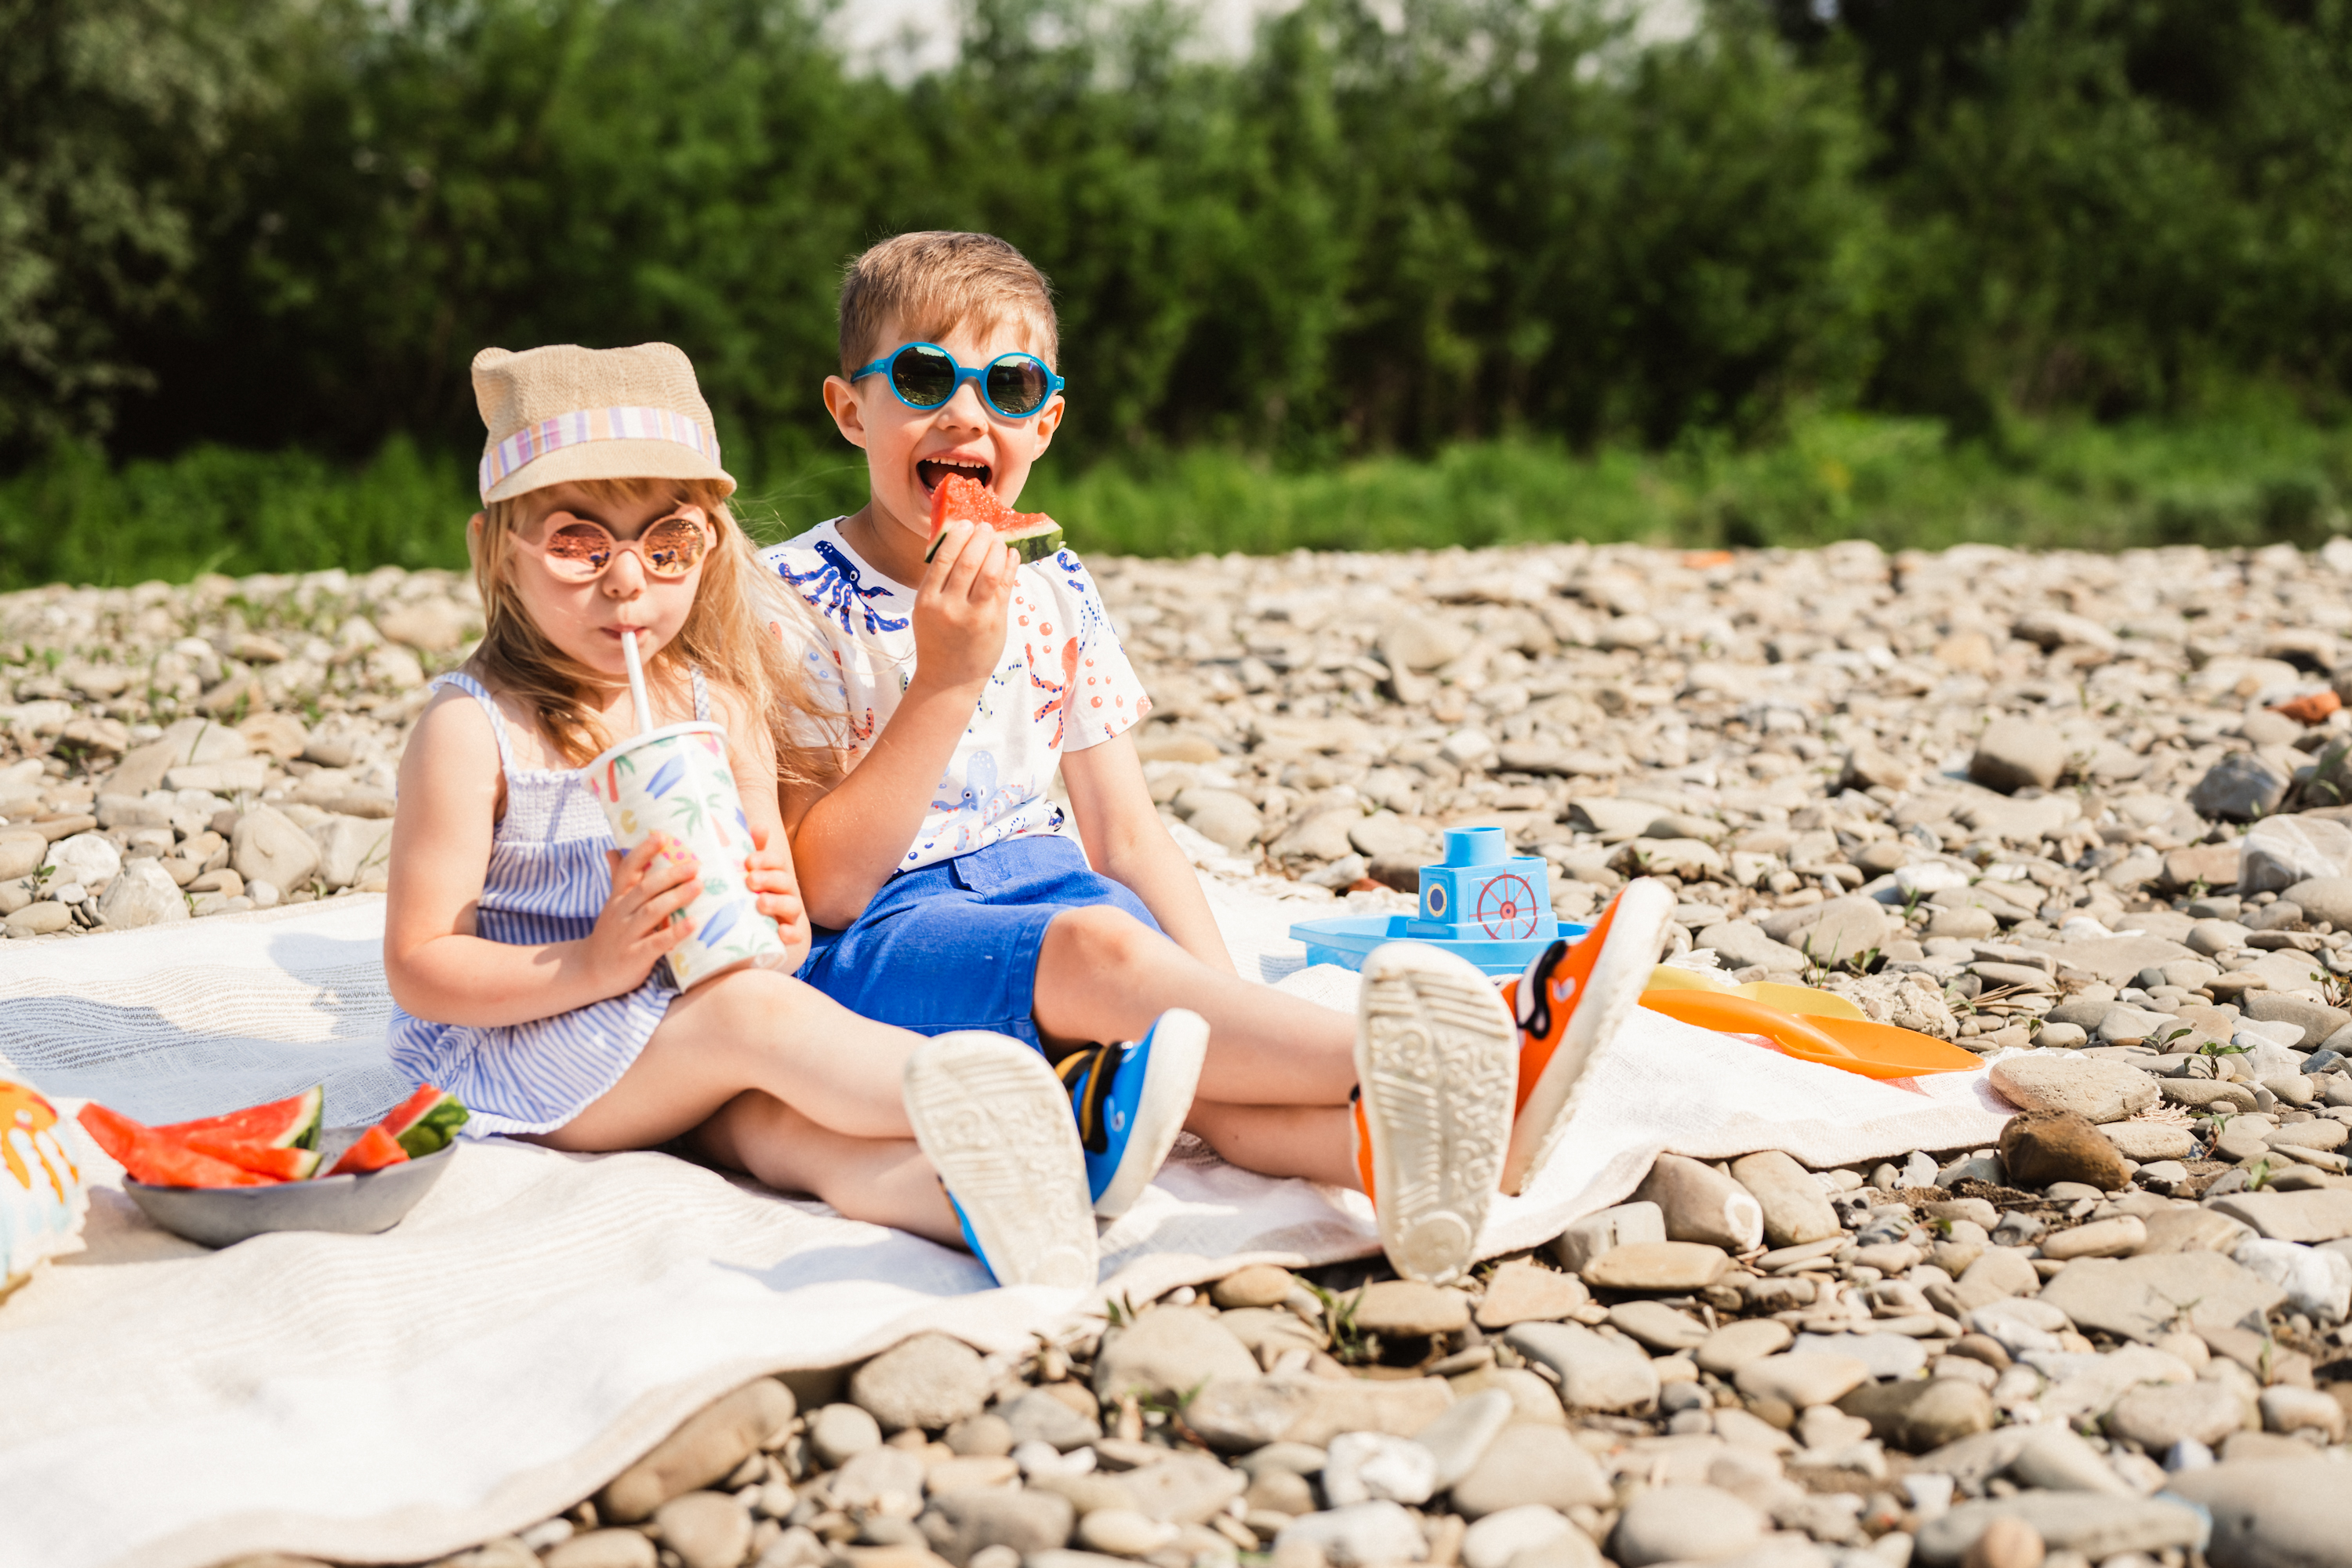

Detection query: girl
xmin=381 ymin=340 xmax=1114 ymax=1288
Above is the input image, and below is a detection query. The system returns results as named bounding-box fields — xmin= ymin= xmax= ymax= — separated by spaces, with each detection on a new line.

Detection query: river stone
xmin=2106 ymin=1380 xmax=2247 ymax=1450
xmin=1835 ymin=1379 xmax=1994 ymax=1454
xmin=2240 ymin=815 xmax=2352 ymax=893
xmin=853 ymin=1334 xmax=991 ymax=1433
xmin=1459 ymin=1507 xmax=1576 ymax=1568
xmin=1354 ymin=1279 xmax=1470 ymax=1337
xmin=1188 ymin=1374 xmax=1451 ymax=1451
xmin=1578 ymin=1241 xmax=1729 ymax=1291
xmin=1970 ymin=718 xmax=2067 ymax=793
xmin=1275 ymin=1501 xmax=1429 ymax=1566
xmin=2285 ymin=877 xmax=2352 ymax=929
xmin=1733 ymin=1351 xmax=1870 ymax=1411
xmin=2137 ymin=1207 xmax=2255 ymax=1256
xmin=2007 ymin=1423 xmax=2136 ymax=1497
xmin=1500 ymin=1323 xmax=1658 ymax=1414
xmin=2164 ymin=1457 xmax=2352 ymax=1568
xmin=1178 ymin=789 xmax=1263 ymax=853
xmin=1604 ymin=1301 xmax=1708 ymax=1353
xmin=2037 ymin=1250 xmax=2287 ymax=1342
xmin=1990 ymin=1055 xmax=2158 ymax=1123
xmin=1409 ymin=1388 xmax=1512 ymax=1490
xmin=1697 ymin=920 xmax=1807 ymax=975
xmin=651 ymin=1492 xmax=752 ymax=1568
xmin=2102 ymin=1122 xmax=2194 ymax=1162
xmin=2042 ymin=1215 xmax=2147 ymax=1261
xmin=2210 ymin=1189 xmax=2352 ymax=1243
xmin=0 ymin=830 xmax=44 ymax=881
xmin=1730 ymin=1150 xmax=1842 ymax=1247
xmin=1076 ymin=1509 xmax=1178 ymax=1557
xmin=230 ymin=804 xmax=320 ymax=891
xmin=42 ymin=831 xmax=120 ymax=890
xmin=918 ymin=1487 xmax=1075 ymax=1567
xmin=1095 ymin=1308 xmax=1258 ymax=1402
xmin=833 ymin=1445 xmax=927 ymax=1515
xmin=1548 ymin=1202 xmax=1665 ymax=1273
xmin=1447 ymin=1423 xmax=1613 ymax=1518
xmin=1761 ymin=894 xmax=1892 ymax=965
xmin=1321 ymin=1432 xmax=1436 ymax=1508
xmin=310 ymin=812 xmax=394 ymax=890
xmin=1915 ymin=1495 xmax=2205 ymax=1566
xmin=2191 ymin=751 xmax=2293 ymax=821
xmin=96 ymin=858 xmax=187 ymax=929
xmin=543 ymin=1531 xmax=657 ymax=1568
xmin=1210 ymin=1264 xmax=1295 ymax=1308
xmin=1473 ymin=1259 xmax=1588 ymax=1328
xmin=1795 ymin=1331 xmax=1926 ymax=1381
xmin=1124 ymin=1452 xmax=1250 ymax=1523
xmin=994 ymin=1388 xmax=1100 ymax=1452
xmin=808 ymin=1402 xmax=883 ymax=1467
xmin=1696 ymin=1319 xmax=1792 ymax=1375
xmin=1608 ymin=1484 xmax=1766 ymax=1568
xmin=1632 ymin=1152 xmax=1764 ymax=1252
xmin=598 ymin=1378 xmax=794 ymax=1523
xmin=2000 ymin=1109 xmax=2132 ymax=1191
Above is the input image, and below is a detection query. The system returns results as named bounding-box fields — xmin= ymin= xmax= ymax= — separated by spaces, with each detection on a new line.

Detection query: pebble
xmin=1608 ymin=1484 xmax=1766 ymax=1567
xmin=1446 ymin=1424 xmax=1613 ymax=1518
xmin=2104 ymin=1381 xmax=2248 ymax=1450
xmin=1352 ymin=1279 xmax=1469 ymax=1336
xmin=1274 ymin=1501 xmax=1428 ymax=1566
xmin=651 ymin=1492 xmax=753 ymax=1568
xmin=810 ymin=1403 xmax=885 ymax=1468
xmin=1737 ymin=1353 xmax=1871 ymax=1410
xmin=1604 ymin=1301 xmax=1708 ymax=1353
xmin=1094 ymin=1308 xmax=1258 ymax=1403
xmin=1500 ymin=1323 xmax=1659 ymax=1413
xmin=1406 ymin=1388 xmax=1512 ymax=1489
xmin=1320 ymin=1431 xmax=1436 ymax=1506
xmin=543 ymin=1532 xmax=658 ymax=1568
xmin=918 ymin=1488 xmax=1076 ymax=1566
xmin=1548 ymin=1203 xmax=1665 ymax=1274
xmin=599 ymin=1379 xmax=794 ymax=1523
xmin=1578 ymin=1241 xmax=1729 ymax=1292
xmin=1457 ymin=1506 xmax=1575 ymax=1568
xmin=995 ymin=1389 xmax=1101 ymax=1452
xmin=2040 ymin=1215 xmax=2146 ymax=1260
xmin=1989 ymin=1057 xmax=2160 ymax=1124
xmin=1999 ymin=1110 xmax=2132 ymax=1192
xmin=1730 ymin=1151 xmax=1842 ymax=1247
xmin=2165 ymin=1457 xmax=2352 ymax=1568
xmin=1210 ymin=1265 xmax=1295 ymax=1308
xmin=1472 ymin=1259 xmax=1588 ymax=1328
xmin=851 ymin=1333 xmax=992 ymax=1434
xmin=1696 ymin=1318 xmax=1792 ymax=1374
xmin=1632 ymin=1152 xmax=1765 ymax=1252
xmin=1076 ymin=1508 xmax=1179 ymax=1556
xmin=1916 ymin=1495 xmax=2204 ymax=1566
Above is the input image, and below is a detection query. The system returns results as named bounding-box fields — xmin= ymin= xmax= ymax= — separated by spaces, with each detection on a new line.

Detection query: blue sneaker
xmin=1053 ymin=1008 xmax=1208 ymax=1218
xmin=905 ymin=1032 xmax=1097 ymax=1288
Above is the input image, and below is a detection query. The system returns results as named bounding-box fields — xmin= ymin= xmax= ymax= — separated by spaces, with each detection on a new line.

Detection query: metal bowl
xmin=122 ymin=1133 xmax=456 ymax=1249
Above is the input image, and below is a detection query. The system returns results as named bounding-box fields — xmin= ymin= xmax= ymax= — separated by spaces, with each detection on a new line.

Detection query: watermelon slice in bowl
xmin=923 ymin=474 xmax=1063 ymax=564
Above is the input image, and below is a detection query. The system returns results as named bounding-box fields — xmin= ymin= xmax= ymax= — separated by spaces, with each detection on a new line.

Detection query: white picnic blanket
xmin=0 ymin=879 xmax=2013 ymax=1568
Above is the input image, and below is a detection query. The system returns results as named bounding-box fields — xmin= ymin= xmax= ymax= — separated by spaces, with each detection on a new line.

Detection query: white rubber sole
xmin=1094 ymin=1008 xmax=1209 ymax=1219
xmin=1500 ymin=877 xmax=1675 ymax=1196
xmin=904 ymin=1033 xmax=1098 ymax=1290
xmin=1356 ymin=943 xmax=1518 ymax=1284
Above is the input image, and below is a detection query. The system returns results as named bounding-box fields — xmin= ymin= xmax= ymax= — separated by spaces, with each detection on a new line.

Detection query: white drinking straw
xmin=621 ymin=629 xmax=654 ymax=736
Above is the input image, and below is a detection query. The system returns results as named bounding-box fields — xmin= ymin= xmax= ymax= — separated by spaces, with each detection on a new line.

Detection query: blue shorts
xmin=797 ymin=834 xmax=1160 ymax=1049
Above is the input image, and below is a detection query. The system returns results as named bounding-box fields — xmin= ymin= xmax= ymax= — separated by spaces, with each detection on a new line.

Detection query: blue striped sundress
xmin=386 ymin=669 xmax=710 ymax=1137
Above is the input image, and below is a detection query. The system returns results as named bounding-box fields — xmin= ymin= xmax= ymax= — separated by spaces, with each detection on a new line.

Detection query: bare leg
xmin=1032 ymin=907 xmax=1356 ymax=1102
xmin=1185 ymin=1100 xmax=1360 ymax=1188
xmin=692 ymin=1091 xmax=960 ymax=1243
xmin=535 ymin=967 xmax=927 ymax=1153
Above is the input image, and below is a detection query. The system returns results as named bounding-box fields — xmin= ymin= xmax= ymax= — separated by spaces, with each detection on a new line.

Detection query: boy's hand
xmin=911 ymin=519 xmax=1014 ymax=689
xmin=583 ymin=837 xmax=699 ymax=992
xmin=745 ymin=823 xmax=809 ymax=947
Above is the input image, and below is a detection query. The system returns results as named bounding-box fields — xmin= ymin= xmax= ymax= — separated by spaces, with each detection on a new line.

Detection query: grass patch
xmin=7 ymin=412 xmax=2351 ymax=590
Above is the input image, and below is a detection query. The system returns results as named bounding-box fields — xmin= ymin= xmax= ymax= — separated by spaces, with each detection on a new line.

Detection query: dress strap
xmin=429 ymin=672 xmax=517 ymax=771
xmin=690 ymin=666 xmax=710 ymax=724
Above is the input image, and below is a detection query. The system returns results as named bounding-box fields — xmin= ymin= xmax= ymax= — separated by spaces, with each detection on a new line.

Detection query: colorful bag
xmin=2 ymin=1081 xmax=89 ymax=1301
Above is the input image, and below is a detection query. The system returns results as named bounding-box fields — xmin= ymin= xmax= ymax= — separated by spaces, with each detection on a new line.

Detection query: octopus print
xmin=1028 ymin=637 xmax=1080 ymax=749
xmin=929 ymin=751 xmax=1028 ymax=854
xmin=781 ymin=540 xmax=909 ymax=637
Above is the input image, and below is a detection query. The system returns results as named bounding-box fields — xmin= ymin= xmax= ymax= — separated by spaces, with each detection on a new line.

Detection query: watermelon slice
xmin=77 ymin=1104 xmax=271 ymax=1189
xmin=328 ymin=1125 xmax=408 ymax=1177
xmin=376 ymin=1083 xmax=469 ymax=1159
xmin=924 ymin=474 xmax=1063 ymax=564
xmin=183 ymin=1133 xmax=323 ymax=1181
xmin=154 ymin=1085 xmax=323 ymax=1152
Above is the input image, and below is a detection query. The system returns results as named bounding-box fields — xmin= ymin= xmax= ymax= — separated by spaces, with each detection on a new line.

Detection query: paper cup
xmin=581 ymin=722 xmax=786 ymax=988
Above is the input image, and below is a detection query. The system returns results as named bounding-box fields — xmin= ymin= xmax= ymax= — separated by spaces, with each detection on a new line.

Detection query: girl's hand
xmin=583 ymin=837 xmax=701 ymax=993
xmin=911 ymin=519 xmax=1014 ymax=690
xmin=745 ymin=823 xmax=808 ymax=947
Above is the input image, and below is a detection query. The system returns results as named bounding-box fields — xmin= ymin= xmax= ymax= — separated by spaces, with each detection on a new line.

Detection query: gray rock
xmin=1547 ymin=1202 xmax=1664 ymax=1273
xmin=851 ymin=1333 xmax=991 ymax=1434
xmin=42 ymin=831 xmax=120 ymax=889
xmin=1459 ymin=1507 xmax=1577 ymax=1568
xmin=2102 ymin=1121 xmax=2195 ymax=1162
xmin=2192 ymin=751 xmax=2294 ymax=821
xmin=1319 ymin=1432 xmax=1436 ymax=1507
xmin=1382 ymin=619 xmax=1472 ymax=673
xmin=310 ymin=812 xmax=395 ymax=890
xmin=1795 ymin=1331 xmax=1926 ymax=1381
xmin=0 ymin=830 xmax=45 ymax=881
xmin=918 ymin=1487 xmax=1075 ymax=1566
xmin=2164 ymin=1457 xmax=2352 ymax=1568
xmin=1605 ymin=1301 xmax=1708 ymax=1354
xmin=1499 ymin=1323 xmax=1657 ymax=1414
xmin=808 ymin=1402 xmax=883 ymax=1468
xmin=1697 ymin=920 xmax=1807 ymax=975
xmin=1352 ymin=1279 xmax=1470 ymax=1337
xmin=1915 ymin=1494 xmax=2204 ymax=1566
xmin=1730 ymin=1150 xmax=1842 ymax=1247
xmin=230 ymin=804 xmax=320 ymax=891
xmin=2239 ymin=815 xmax=2352 ymax=893
xmin=2285 ymin=876 xmax=2352 ymax=929
xmin=1124 ymin=1452 xmax=1250 ymax=1523
xmin=652 ymin=1492 xmax=753 ymax=1568
xmin=2036 ymin=1250 xmax=2287 ymax=1342
xmin=1835 ymin=1378 xmax=1994 ymax=1453
xmin=599 ymin=1379 xmax=794 ymax=1523
xmin=1632 ymin=1152 xmax=1763 ymax=1252
xmin=1275 ymin=1501 xmax=1428 ymax=1566
xmin=2244 ymin=989 xmax=2352 ymax=1044
xmin=995 ymin=1388 xmax=1101 ymax=1451
xmin=833 ymin=1445 xmax=927 ymax=1516
xmin=1608 ymin=1484 xmax=1766 ymax=1568
xmin=1695 ymin=1319 xmax=1792 ymax=1375
xmin=1176 ymin=789 xmax=1263 ymax=853
xmin=2209 ymin=1188 xmax=2352 ymax=1243
xmin=1270 ymin=809 xmax=1360 ymax=862
xmin=1473 ymin=1259 xmax=1588 ymax=1328
xmin=1076 ymin=1509 xmax=1178 ymax=1557
xmin=544 ymin=1530 xmax=659 ymax=1568
xmin=2 ymin=901 xmax=71 ymax=937
xmin=2006 ymin=1424 xmax=2135 ymax=1497
xmin=1095 ymin=1308 xmax=1258 ymax=1403
xmin=1579 ymin=1241 xmax=1730 ymax=1292
xmin=96 ymin=858 xmax=187 ymax=929
xmin=1408 ymin=1388 xmax=1513 ymax=1489
xmin=1760 ymin=895 xmax=1891 ymax=964
xmin=1447 ymin=1423 xmax=1612 ymax=1518
xmin=1988 ymin=1054 xmax=2159 ymax=1123
xmin=1186 ymin=1374 xmax=1450 ymax=1451
xmin=1733 ymin=1352 xmax=1870 ymax=1410
xmin=1970 ymin=717 xmax=2067 ymax=793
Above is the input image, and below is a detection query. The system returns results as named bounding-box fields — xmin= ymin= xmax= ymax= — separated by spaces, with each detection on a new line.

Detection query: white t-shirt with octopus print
xmin=760 ymin=519 xmax=1152 ymax=874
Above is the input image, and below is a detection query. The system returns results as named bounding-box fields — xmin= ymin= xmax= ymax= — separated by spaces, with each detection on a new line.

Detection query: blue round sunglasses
xmin=851 ymin=341 xmax=1066 ymax=421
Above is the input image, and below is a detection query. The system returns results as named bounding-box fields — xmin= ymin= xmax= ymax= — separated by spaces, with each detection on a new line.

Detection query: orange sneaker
xmin=1497 ymin=877 xmax=1675 ymax=1195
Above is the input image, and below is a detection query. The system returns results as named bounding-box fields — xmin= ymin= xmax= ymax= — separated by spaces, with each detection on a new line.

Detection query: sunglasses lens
xmin=986 ymin=357 xmax=1052 ymax=417
xmin=641 ymin=516 xmax=707 ymax=578
xmin=545 ymin=522 xmax=612 ymax=578
xmin=890 ymin=345 xmax=957 ymax=409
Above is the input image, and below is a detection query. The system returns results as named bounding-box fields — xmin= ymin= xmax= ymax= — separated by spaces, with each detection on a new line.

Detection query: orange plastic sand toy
xmin=1640 ymin=987 xmax=1984 ymax=1080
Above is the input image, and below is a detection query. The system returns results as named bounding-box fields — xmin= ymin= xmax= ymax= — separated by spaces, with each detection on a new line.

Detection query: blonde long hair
xmin=466 ymin=476 xmax=824 ymax=778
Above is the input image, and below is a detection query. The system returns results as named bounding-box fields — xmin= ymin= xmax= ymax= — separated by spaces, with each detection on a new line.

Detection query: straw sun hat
xmin=471 ymin=341 xmax=736 ymax=503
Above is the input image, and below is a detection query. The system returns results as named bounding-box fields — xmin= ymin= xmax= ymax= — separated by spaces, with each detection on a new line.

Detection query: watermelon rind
xmin=328 ymin=1125 xmax=408 ymax=1177
xmin=924 ymin=521 xmax=1063 ymax=564
xmin=154 ymin=1085 xmax=324 ymax=1152
xmin=379 ymin=1085 xmax=470 ymax=1160
xmin=77 ymin=1104 xmax=271 ymax=1189
xmin=923 ymin=474 xmax=1062 ymax=564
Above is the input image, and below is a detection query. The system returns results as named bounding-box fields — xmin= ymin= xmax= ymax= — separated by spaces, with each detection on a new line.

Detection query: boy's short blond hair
xmin=839 ymin=232 xmax=1058 ymax=375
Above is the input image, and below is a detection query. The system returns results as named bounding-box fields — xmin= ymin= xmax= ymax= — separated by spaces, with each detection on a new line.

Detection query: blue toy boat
xmin=1290 ymin=826 xmax=1588 ymax=977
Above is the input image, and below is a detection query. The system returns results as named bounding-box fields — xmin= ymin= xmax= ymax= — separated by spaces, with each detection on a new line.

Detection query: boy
xmin=766 ymin=231 xmax=1671 ymax=1282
